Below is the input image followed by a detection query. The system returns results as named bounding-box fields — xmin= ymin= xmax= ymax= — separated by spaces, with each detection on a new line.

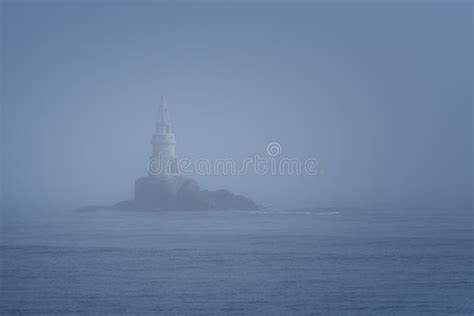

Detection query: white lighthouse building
xmin=134 ymin=97 xmax=181 ymax=208
xmin=150 ymin=96 xmax=178 ymax=178
xmin=132 ymin=96 xmax=258 ymax=211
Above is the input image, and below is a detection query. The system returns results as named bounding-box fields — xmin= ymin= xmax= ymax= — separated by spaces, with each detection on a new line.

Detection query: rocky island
xmin=82 ymin=97 xmax=259 ymax=212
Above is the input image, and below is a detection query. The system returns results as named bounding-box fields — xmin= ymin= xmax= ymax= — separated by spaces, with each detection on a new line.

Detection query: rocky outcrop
xmin=110 ymin=175 xmax=260 ymax=211
xmin=198 ymin=189 xmax=258 ymax=211
xmin=76 ymin=97 xmax=260 ymax=212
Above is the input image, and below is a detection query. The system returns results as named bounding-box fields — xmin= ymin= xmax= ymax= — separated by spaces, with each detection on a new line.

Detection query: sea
xmin=1 ymin=206 xmax=473 ymax=315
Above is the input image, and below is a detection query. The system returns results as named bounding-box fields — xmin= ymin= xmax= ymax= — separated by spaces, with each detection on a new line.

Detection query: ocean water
xmin=1 ymin=206 xmax=473 ymax=315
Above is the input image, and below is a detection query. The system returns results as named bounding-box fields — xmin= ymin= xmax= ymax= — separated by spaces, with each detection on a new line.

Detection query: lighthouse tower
xmin=150 ymin=96 xmax=178 ymax=178
xmin=131 ymin=96 xmax=258 ymax=211
xmin=134 ymin=97 xmax=179 ymax=209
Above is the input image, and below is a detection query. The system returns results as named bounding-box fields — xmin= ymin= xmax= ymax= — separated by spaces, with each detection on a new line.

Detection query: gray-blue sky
xmin=1 ymin=1 xmax=472 ymax=209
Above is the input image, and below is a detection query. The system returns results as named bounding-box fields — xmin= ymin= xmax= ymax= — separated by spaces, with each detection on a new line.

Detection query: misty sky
xmin=1 ymin=1 xmax=472 ymax=210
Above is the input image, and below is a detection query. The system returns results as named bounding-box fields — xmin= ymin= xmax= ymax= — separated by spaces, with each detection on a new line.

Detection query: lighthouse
xmin=130 ymin=96 xmax=258 ymax=211
xmin=150 ymin=96 xmax=178 ymax=178
xmin=134 ymin=97 xmax=180 ymax=208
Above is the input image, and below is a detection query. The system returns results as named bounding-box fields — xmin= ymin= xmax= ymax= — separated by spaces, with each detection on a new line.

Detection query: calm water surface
xmin=1 ymin=207 xmax=473 ymax=315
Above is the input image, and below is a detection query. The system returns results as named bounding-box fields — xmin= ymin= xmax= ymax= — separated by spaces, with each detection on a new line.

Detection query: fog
xmin=2 ymin=2 xmax=472 ymax=210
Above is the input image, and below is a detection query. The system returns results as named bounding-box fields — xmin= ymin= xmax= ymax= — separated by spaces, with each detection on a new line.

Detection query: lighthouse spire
xmin=158 ymin=96 xmax=170 ymax=125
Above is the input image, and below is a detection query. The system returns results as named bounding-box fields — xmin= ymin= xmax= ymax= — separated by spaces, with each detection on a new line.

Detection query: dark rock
xmin=198 ymin=189 xmax=259 ymax=210
xmin=132 ymin=175 xmax=259 ymax=211
xmin=77 ymin=176 xmax=260 ymax=212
